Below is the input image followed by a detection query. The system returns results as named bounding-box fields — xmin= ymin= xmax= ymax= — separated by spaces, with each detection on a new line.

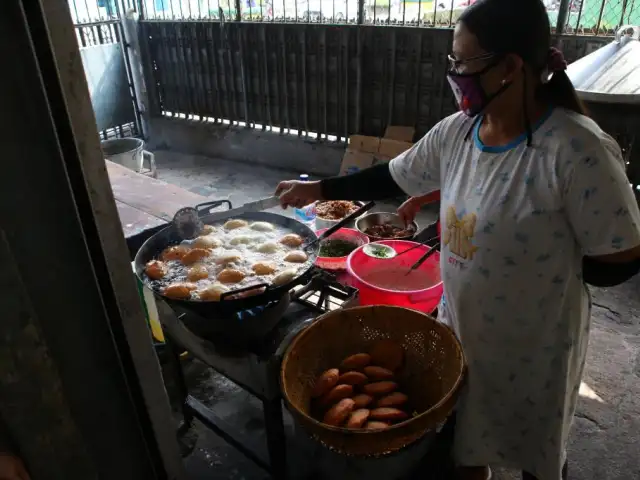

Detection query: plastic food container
xmin=346 ymin=240 xmax=443 ymax=313
xmin=315 ymin=228 xmax=369 ymax=271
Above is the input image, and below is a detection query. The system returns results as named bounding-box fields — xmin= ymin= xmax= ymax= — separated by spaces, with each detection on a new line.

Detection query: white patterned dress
xmin=389 ymin=108 xmax=640 ymax=479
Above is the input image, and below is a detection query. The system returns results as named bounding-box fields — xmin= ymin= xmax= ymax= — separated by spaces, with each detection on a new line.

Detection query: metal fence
xmin=139 ymin=0 xmax=640 ymax=34
xmin=557 ymin=0 xmax=640 ymax=35
xmin=69 ymin=0 xmax=140 ymax=139
xmin=141 ymin=22 xmax=455 ymax=139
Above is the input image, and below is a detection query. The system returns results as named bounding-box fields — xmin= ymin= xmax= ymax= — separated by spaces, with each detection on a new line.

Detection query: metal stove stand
xmin=157 ymin=270 xmax=358 ymax=479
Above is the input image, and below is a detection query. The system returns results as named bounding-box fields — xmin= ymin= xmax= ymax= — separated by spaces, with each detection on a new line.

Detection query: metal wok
xmin=133 ymin=200 xmax=319 ymax=317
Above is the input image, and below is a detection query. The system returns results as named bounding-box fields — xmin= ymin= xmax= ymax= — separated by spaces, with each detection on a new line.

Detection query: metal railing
xmin=552 ymin=0 xmax=640 ymax=35
xmin=141 ymin=21 xmax=458 ymax=141
xmin=138 ymin=0 xmax=640 ymax=35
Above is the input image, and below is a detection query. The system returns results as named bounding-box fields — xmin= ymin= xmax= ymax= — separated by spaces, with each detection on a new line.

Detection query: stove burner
xmin=175 ymin=294 xmax=291 ymax=345
xmin=234 ymin=304 xmax=268 ymax=321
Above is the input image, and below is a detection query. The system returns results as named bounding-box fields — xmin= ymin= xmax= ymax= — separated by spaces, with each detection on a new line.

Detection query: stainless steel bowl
xmin=355 ymin=212 xmax=418 ymax=241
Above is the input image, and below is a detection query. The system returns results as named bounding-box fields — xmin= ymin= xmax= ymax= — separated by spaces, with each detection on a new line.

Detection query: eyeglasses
xmin=447 ymin=52 xmax=497 ymax=73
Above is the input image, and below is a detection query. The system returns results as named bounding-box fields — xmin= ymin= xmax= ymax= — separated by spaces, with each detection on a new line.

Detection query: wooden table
xmin=106 ymin=160 xmax=207 ymax=238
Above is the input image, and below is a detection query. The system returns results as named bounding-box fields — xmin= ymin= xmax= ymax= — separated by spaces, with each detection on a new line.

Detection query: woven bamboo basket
xmin=280 ymin=305 xmax=466 ymax=457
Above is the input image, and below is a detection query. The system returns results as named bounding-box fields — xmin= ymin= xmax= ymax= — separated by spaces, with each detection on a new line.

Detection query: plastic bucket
xmin=346 ymin=240 xmax=442 ymax=313
xmin=102 ymin=138 xmax=155 ymax=176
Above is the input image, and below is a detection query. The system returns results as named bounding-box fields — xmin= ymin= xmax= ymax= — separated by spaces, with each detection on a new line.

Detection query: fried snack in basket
xmin=369 ymin=407 xmax=409 ymax=422
xmin=376 ymin=392 xmax=409 ymax=408
xmin=311 ymin=369 xmax=340 ymax=399
xmin=369 ymin=339 xmax=405 ymax=371
xmin=340 ymin=353 xmax=372 ymax=370
xmin=364 ymin=365 xmax=395 ymax=381
xmin=363 ymin=381 xmax=398 ymax=396
xmin=352 ymin=393 xmax=374 ymax=409
xmin=323 ymin=398 xmax=355 ymax=426
xmin=319 ymin=384 xmax=354 ymax=407
xmin=338 ymin=371 xmax=368 ymax=386
xmin=346 ymin=409 xmax=371 ymax=429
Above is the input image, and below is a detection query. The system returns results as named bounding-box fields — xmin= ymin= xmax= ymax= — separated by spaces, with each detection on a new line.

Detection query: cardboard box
xmin=340 ymin=128 xmax=414 ymax=175
xmin=339 ymin=149 xmax=376 ymax=175
xmin=384 ymin=126 xmax=415 ymax=142
xmin=378 ymin=138 xmax=413 ymax=158
xmin=348 ymin=135 xmax=380 ymax=153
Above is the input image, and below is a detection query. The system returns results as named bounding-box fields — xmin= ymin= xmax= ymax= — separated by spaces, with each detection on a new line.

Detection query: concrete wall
xmin=148 ymin=116 xmax=345 ymax=176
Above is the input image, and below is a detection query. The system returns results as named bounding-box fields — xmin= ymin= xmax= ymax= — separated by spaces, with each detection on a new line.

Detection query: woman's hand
xmin=275 ymin=180 xmax=323 ymax=209
xmin=397 ymin=197 xmax=423 ymax=226
xmin=0 ymin=453 xmax=30 ymax=480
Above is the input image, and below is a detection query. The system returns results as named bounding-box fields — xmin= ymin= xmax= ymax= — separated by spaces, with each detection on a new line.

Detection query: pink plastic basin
xmin=346 ymin=240 xmax=443 ymax=313
xmin=315 ymin=228 xmax=370 ymax=271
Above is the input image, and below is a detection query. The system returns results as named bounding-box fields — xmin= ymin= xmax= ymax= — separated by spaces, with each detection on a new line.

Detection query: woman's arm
xmin=563 ymin=135 xmax=640 ymax=287
xmin=320 ymin=163 xmax=405 ymax=200
xmin=582 ymin=245 xmax=640 ymax=287
xmin=277 ymin=117 xmax=454 ymax=208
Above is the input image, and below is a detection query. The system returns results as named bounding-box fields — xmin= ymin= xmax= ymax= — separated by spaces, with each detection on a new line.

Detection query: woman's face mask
xmin=446 ymin=53 xmax=511 ymax=116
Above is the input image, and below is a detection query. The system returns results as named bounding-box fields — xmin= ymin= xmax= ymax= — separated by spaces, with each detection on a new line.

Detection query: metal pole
xmin=555 ymin=0 xmax=571 ymax=35
xmin=121 ymin=9 xmax=148 ymax=137
xmin=357 ymin=0 xmax=365 ymax=24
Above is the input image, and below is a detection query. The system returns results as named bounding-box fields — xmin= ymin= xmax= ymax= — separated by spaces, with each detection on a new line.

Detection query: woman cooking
xmin=275 ymin=0 xmax=640 ymax=479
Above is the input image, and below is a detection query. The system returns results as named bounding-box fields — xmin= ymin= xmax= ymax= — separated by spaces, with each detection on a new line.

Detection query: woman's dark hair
xmin=459 ymin=0 xmax=587 ymax=117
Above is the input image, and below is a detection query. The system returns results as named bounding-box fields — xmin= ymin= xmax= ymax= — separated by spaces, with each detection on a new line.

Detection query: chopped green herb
xmin=369 ymin=246 xmax=391 ymax=258
xmin=319 ymin=239 xmax=359 ymax=257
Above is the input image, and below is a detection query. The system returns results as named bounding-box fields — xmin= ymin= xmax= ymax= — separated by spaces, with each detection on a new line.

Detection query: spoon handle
xmin=405 ymin=242 xmax=440 ymax=276
xmin=394 ymin=235 xmax=439 ymax=258
xmin=307 ymin=201 xmax=376 ymax=248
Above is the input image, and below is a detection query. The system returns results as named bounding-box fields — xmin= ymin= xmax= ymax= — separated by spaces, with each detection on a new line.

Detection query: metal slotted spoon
xmin=172 ymin=197 xmax=279 ymax=240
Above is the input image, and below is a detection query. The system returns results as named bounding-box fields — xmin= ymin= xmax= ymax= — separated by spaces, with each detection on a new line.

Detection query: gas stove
xmin=157 ymin=268 xmax=358 ymax=478
xmin=157 ymin=268 xmax=448 ymax=480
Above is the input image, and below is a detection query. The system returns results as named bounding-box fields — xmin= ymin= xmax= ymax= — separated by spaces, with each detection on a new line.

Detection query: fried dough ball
xmin=284 ymin=250 xmax=308 ymax=263
xmin=144 ymin=260 xmax=167 ymax=280
xmin=161 ymin=245 xmax=191 ymax=261
xmin=193 ymin=235 xmax=222 ymax=249
xmin=230 ymin=235 xmax=260 ymax=246
xmin=252 ymin=262 xmax=277 ymax=275
xmin=201 ymin=224 xmax=216 ymax=235
xmin=197 ymin=283 xmax=229 ymax=301
xmin=163 ymin=283 xmax=197 ymax=299
xmin=256 ymin=241 xmax=279 ymax=254
xmin=217 ymin=268 xmax=246 ymax=284
xmin=279 ymin=233 xmax=303 ymax=247
xmin=181 ymin=248 xmax=210 ymax=266
xmin=272 ymin=268 xmax=297 ymax=286
xmin=224 ymin=219 xmax=248 ymax=230
xmin=250 ymin=221 xmax=274 ymax=232
xmin=213 ymin=250 xmax=242 ymax=265
xmin=187 ymin=264 xmax=209 ymax=281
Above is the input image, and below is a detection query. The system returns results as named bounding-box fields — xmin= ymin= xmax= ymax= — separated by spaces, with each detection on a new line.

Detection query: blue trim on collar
xmin=474 ymin=108 xmax=554 ymax=153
